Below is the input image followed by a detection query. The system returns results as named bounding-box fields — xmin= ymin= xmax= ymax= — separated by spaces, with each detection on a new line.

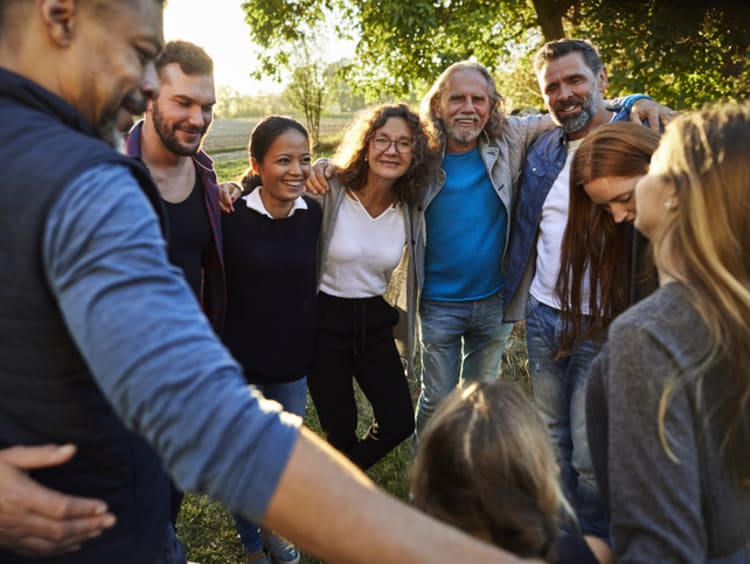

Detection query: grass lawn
xmin=176 ymin=324 xmax=530 ymax=563
xmin=177 ymin=148 xmax=533 ymax=563
xmin=177 ymin=383 xmax=419 ymax=564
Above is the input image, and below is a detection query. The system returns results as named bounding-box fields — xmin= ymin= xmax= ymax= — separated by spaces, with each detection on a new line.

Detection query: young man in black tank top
xmin=125 ymin=40 xmax=226 ymax=336
xmin=128 ymin=41 xmax=304 ymax=564
xmin=124 ymin=39 xmax=226 ymax=534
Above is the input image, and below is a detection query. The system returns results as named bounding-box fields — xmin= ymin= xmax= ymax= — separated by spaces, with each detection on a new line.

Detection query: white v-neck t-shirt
xmin=319 ymin=191 xmax=406 ymax=298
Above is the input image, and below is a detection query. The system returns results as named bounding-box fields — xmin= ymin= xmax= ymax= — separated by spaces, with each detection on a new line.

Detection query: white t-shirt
xmin=319 ymin=191 xmax=406 ymax=298
xmin=529 ymin=138 xmax=592 ymax=313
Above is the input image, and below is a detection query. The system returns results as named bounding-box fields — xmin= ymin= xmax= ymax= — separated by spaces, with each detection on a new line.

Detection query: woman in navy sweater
xmin=221 ymin=116 xmax=321 ymax=564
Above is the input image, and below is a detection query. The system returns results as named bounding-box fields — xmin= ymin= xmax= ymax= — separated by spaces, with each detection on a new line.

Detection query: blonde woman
xmin=586 ymin=103 xmax=750 ymax=562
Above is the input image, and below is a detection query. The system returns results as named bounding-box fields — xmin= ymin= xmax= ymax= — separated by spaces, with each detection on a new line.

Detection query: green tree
xmin=577 ymin=1 xmax=750 ymax=109
xmin=282 ymin=35 xmax=327 ymax=148
xmin=324 ymin=59 xmax=366 ymax=113
xmin=214 ymin=86 xmax=249 ymax=118
xmin=241 ymin=0 xmax=749 ymax=108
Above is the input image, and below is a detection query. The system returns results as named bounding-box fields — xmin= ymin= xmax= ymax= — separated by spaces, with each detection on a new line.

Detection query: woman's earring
xmin=664 ymin=198 xmax=677 ymax=210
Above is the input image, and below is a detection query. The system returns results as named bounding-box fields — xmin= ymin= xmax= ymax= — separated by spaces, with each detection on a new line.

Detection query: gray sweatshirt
xmin=586 ymin=282 xmax=750 ymax=563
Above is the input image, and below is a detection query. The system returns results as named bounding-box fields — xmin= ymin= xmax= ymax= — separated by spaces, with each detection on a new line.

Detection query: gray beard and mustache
xmin=552 ymin=85 xmax=604 ymax=134
xmin=97 ymin=118 xmax=128 ymax=153
xmin=97 ymin=91 xmax=143 ymax=151
xmin=444 ymin=116 xmax=482 ymax=145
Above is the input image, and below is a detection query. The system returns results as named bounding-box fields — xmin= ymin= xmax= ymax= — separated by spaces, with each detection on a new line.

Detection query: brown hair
xmin=411 ymin=381 xmax=564 ymax=562
xmin=533 ymin=39 xmax=603 ymax=76
xmin=240 ymin=115 xmax=309 ymax=192
xmin=557 ymin=122 xmax=660 ymax=355
xmin=332 ymin=103 xmax=438 ymax=206
xmin=155 ymin=40 xmax=213 ymax=81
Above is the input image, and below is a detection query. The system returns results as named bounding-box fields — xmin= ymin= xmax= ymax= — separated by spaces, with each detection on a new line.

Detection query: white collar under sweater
xmin=242 ymin=188 xmax=308 ymax=219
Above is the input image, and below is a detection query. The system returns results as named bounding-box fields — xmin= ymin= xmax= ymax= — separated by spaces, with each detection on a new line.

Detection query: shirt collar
xmin=243 ymin=188 xmax=308 ymax=219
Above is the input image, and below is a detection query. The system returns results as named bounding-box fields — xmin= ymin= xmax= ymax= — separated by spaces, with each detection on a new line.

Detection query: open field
xmin=204 ymin=116 xmax=356 ymax=162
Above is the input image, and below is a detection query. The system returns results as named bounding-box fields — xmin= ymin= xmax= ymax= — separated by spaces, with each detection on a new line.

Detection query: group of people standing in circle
xmin=222 ymin=39 xmax=750 ymax=564
xmin=7 ymin=0 xmax=747 ymax=562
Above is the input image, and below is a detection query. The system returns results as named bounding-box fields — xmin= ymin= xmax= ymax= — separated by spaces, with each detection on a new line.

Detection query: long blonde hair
xmin=650 ymin=103 xmax=750 ymax=481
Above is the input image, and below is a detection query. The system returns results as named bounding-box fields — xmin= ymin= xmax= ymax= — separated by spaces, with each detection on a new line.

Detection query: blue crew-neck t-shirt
xmin=423 ymin=147 xmax=506 ymax=301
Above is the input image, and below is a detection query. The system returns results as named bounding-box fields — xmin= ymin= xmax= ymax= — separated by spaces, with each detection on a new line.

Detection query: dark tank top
xmin=164 ymin=172 xmax=211 ymax=299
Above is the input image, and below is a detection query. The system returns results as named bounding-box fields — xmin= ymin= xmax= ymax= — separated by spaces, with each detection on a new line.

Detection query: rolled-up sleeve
xmin=42 ymin=163 xmax=300 ymax=522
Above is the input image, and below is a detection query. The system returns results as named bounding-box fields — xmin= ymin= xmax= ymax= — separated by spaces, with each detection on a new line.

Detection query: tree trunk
xmin=531 ymin=0 xmax=576 ymax=40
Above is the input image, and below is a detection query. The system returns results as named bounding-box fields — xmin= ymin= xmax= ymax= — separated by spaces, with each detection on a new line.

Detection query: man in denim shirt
xmin=504 ymin=39 xmax=668 ymax=543
xmin=411 ymin=61 xmax=664 ymax=438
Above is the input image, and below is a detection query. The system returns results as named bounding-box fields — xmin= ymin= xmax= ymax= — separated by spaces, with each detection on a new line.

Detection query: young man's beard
xmin=152 ymin=101 xmax=208 ymax=156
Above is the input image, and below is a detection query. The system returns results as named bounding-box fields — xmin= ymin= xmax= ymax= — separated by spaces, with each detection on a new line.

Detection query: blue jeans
xmin=233 ymin=378 xmax=307 ymax=554
xmin=415 ymin=290 xmax=513 ymax=435
xmin=156 ymin=522 xmax=187 ymax=564
xmin=525 ymin=295 xmax=608 ymax=540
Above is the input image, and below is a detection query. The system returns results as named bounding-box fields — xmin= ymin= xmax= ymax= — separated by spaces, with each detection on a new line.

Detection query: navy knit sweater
xmin=221 ymin=195 xmax=322 ymax=383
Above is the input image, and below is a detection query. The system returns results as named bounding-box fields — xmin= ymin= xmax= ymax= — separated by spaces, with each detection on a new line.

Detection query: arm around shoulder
xmin=305 ymin=158 xmax=337 ymax=195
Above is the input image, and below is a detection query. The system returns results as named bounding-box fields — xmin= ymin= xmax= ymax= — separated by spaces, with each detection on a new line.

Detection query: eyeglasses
xmin=371 ymin=135 xmax=414 ymax=154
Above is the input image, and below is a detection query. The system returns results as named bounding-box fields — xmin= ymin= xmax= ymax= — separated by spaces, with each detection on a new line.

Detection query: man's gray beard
xmin=556 ymin=85 xmax=604 ymax=134
xmin=112 ymin=129 xmax=127 ymax=154
xmin=559 ymin=108 xmax=594 ymax=134
xmin=444 ymin=123 xmax=481 ymax=146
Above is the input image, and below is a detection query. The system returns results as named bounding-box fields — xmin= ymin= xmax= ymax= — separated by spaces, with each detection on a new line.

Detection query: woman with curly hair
xmin=307 ymin=103 xmax=438 ymax=469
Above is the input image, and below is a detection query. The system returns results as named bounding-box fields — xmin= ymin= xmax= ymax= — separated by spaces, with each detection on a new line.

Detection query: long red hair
xmin=557 ymin=122 xmax=660 ymax=356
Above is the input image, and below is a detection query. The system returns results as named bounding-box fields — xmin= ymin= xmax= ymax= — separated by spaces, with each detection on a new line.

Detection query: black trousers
xmin=308 ymin=292 xmax=415 ymax=470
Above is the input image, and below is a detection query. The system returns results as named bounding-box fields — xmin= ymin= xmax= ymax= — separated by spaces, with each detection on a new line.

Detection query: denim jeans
xmin=156 ymin=522 xmax=187 ymax=564
xmin=233 ymin=378 xmax=307 ymax=554
xmin=415 ymin=290 xmax=513 ymax=435
xmin=525 ymin=294 xmax=608 ymax=541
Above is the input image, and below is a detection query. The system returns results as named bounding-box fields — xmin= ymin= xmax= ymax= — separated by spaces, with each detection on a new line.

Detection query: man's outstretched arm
xmin=46 ymin=165 xmax=536 ymax=563
xmin=264 ymin=428 xmax=536 ymax=564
